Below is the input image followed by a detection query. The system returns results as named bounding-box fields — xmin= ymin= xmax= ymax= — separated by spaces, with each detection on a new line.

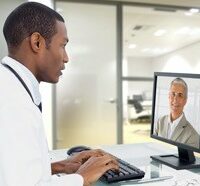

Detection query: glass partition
xmin=53 ymin=1 xmax=200 ymax=147
xmin=122 ymin=5 xmax=200 ymax=144
xmin=0 ymin=0 xmax=25 ymax=58
xmin=54 ymin=1 xmax=117 ymax=148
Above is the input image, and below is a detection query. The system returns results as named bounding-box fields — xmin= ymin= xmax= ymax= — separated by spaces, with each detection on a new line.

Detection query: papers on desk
xmin=115 ymin=170 xmax=200 ymax=186
xmin=166 ymin=169 xmax=200 ymax=186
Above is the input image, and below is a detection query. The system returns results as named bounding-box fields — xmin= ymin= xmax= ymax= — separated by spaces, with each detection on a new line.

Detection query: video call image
xmin=153 ymin=75 xmax=200 ymax=149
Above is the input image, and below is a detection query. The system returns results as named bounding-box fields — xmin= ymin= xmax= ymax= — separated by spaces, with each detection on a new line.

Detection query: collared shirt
xmin=167 ymin=113 xmax=183 ymax=138
xmin=0 ymin=56 xmax=83 ymax=186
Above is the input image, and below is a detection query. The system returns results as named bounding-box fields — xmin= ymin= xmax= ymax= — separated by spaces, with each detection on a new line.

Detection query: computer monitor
xmin=150 ymin=72 xmax=200 ymax=170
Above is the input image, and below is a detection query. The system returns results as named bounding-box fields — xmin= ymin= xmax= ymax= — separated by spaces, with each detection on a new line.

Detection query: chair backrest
xmin=133 ymin=94 xmax=143 ymax=102
xmin=132 ymin=100 xmax=143 ymax=113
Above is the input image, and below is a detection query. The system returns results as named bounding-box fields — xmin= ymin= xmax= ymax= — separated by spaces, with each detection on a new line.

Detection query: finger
xmin=106 ymin=162 xmax=119 ymax=171
xmin=89 ymin=149 xmax=105 ymax=156
xmin=103 ymin=154 xmax=118 ymax=165
xmin=82 ymin=149 xmax=105 ymax=158
xmin=99 ymin=160 xmax=119 ymax=173
xmin=94 ymin=150 xmax=118 ymax=161
xmin=96 ymin=155 xmax=119 ymax=168
xmin=75 ymin=150 xmax=103 ymax=164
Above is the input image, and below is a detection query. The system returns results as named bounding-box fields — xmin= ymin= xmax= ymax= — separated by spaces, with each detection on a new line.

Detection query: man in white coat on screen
xmin=0 ymin=2 xmax=118 ymax=186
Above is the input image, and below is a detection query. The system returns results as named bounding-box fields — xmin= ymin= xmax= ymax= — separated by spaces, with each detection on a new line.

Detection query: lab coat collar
xmin=1 ymin=56 xmax=41 ymax=106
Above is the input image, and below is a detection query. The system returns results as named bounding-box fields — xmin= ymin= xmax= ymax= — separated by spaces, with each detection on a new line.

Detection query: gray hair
xmin=170 ymin=77 xmax=188 ymax=98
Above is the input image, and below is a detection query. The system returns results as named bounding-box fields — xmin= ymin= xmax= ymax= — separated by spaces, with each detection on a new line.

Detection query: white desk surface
xmin=49 ymin=142 xmax=200 ymax=185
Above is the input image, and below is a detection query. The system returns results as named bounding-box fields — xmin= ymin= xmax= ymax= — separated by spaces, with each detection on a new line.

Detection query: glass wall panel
xmin=122 ymin=5 xmax=200 ymax=144
xmin=123 ymin=80 xmax=154 ymax=143
xmin=54 ymin=2 xmax=117 ymax=148
xmin=0 ymin=0 xmax=25 ymax=58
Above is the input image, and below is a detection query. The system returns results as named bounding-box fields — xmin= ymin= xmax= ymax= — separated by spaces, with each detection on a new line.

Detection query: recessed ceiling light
xmin=154 ymin=29 xmax=167 ymax=36
xmin=184 ymin=12 xmax=193 ymax=16
xmin=153 ymin=48 xmax=162 ymax=54
xmin=189 ymin=8 xmax=199 ymax=13
xmin=142 ymin=48 xmax=150 ymax=52
xmin=184 ymin=8 xmax=199 ymax=16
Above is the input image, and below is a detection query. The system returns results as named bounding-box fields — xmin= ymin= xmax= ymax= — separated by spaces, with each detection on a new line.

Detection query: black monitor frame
xmin=150 ymin=72 xmax=200 ymax=170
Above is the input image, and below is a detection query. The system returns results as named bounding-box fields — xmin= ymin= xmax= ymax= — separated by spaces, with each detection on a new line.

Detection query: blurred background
xmin=1 ymin=0 xmax=200 ymax=149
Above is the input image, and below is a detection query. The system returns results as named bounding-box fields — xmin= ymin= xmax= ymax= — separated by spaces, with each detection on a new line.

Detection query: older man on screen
xmin=155 ymin=78 xmax=199 ymax=148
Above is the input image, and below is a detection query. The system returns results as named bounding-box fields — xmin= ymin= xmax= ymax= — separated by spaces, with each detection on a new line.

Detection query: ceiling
xmin=123 ymin=5 xmax=200 ymax=58
xmin=109 ymin=0 xmax=200 ymax=8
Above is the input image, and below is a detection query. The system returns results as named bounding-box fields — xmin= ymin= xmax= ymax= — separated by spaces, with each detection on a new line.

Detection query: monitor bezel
xmin=151 ymin=72 xmax=200 ymax=153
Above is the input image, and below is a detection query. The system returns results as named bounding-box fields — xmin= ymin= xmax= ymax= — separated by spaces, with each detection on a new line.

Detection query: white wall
xmin=109 ymin=0 xmax=200 ymax=7
xmin=152 ymin=42 xmax=200 ymax=73
xmin=126 ymin=56 xmax=154 ymax=77
xmin=28 ymin=0 xmax=53 ymax=8
xmin=127 ymin=41 xmax=200 ymax=76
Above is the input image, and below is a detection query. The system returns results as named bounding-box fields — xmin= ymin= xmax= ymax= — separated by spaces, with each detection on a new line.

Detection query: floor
xmin=123 ymin=121 xmax=156 ymax=144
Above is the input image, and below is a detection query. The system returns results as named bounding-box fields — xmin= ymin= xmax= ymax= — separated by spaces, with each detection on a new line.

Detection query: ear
xmin=29 ymin=32 xmax=45 ymax=53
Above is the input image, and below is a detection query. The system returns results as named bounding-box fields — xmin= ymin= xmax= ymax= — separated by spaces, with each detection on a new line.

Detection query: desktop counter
xmin=50 ymin=142 xmax=200 ymax=185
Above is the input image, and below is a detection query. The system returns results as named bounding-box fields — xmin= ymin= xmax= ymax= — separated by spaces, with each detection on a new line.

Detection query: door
xmin=54 ymin=2 xmax=117 ymax=148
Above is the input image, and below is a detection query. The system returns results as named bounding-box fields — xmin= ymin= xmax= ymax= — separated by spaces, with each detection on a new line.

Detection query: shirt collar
xmin=168 ymin=113 xmax=183 ymax=128
xmin=1 ymin=56 xmax=41 ymax=105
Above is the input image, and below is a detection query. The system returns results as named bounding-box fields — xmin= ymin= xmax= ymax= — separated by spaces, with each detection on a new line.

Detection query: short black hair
xmin=3 ymin=2 xmax=65 ymax=50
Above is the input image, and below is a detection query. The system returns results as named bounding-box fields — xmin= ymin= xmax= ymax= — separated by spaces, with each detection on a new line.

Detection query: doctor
xmin=0 ymin=2 xmax=118 ymax=186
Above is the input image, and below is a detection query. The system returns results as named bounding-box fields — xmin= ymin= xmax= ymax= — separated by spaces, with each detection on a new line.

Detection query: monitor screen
xmin=151 ymin=72 xmax=200 ymax=170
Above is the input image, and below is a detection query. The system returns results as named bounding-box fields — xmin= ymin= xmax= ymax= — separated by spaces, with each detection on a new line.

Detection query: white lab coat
xmin=0 ymin=57 xmax=83 ymax=186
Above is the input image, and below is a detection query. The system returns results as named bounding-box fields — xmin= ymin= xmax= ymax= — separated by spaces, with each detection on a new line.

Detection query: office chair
xmin=128 ymin=99 xmax=151 ymax=122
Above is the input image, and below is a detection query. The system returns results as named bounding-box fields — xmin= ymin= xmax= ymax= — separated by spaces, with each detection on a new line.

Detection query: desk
xmin=50 ymin=142 xmax=200 ymax=185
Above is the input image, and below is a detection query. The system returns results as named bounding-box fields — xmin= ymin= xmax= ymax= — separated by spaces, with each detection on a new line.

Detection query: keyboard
xmin=66 ymin=146 xmax=145 ymax=183
xmin=100 ymin=157 xmax=145 ymax=183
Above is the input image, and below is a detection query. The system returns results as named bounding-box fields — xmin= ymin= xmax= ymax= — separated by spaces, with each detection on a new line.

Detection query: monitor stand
xmin=151 ymin=147 xmax=200 ymax=170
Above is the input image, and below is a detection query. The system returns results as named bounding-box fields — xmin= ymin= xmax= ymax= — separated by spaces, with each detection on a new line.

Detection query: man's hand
xmin=51 ymin=149 xmax=107 ymax=174
xmin=69 ymin=149 xmax=106 ymax=164
xmin=51 ymin=160 xmax=81 ymax=174
xmin=76 ymin=154 xmax=119 ymax=186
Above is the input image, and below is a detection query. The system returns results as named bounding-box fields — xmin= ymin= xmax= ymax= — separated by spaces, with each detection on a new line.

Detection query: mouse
xmin=67 ymin=145 xmax=91 ymax=156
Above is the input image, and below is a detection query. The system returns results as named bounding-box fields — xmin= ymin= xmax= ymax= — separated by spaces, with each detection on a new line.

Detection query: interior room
xmin=1 ymin=0 xmax=200 ymax=149
xmin=0 ymin=1 xmax=200 ymax=149
xmin=122 ymin=4 xmax=200 ymax=144
xmin=53 ymin=0 xmax=200 ymax=149
xmin=0 ymin=1 xmax=200 ymax=148
xmin=2 ymin=0 xmax=200 ymax=185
